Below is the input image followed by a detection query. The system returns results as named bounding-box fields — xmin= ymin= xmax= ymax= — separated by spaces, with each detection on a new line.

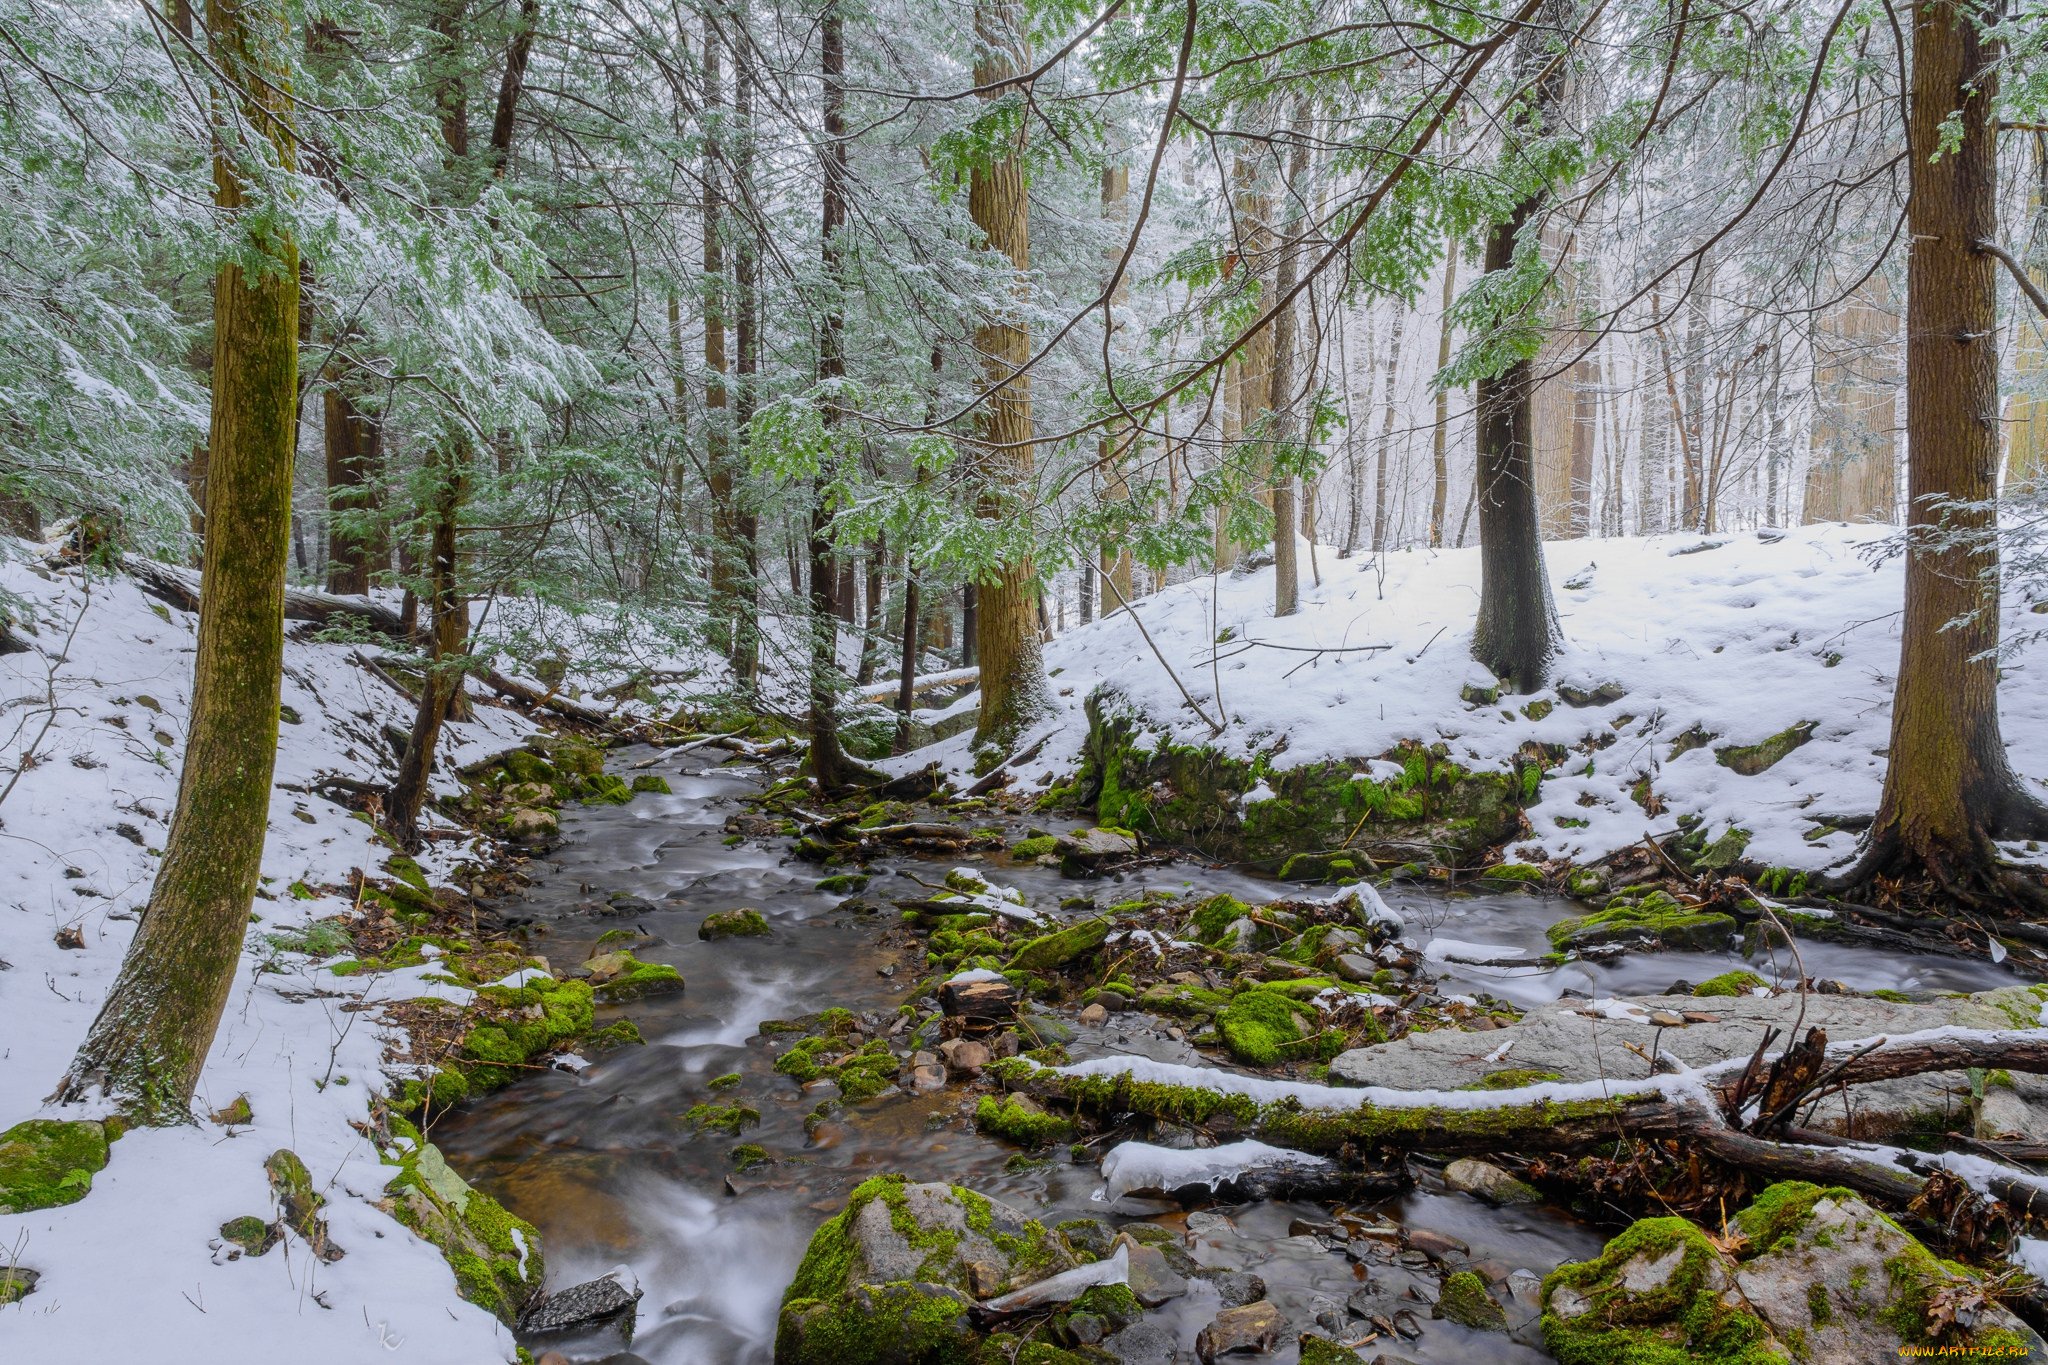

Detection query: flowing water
xmin=433 ymin=753 xmax=2020 ymax=1364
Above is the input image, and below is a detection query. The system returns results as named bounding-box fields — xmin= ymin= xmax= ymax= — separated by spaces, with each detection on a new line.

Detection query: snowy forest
xmin=6 ymin=0 xmax=2048 ymax=1359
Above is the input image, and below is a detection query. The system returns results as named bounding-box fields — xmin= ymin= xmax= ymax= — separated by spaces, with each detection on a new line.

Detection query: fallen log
xmin=129 ymin=555 xmax=414 ymax=640
xmin=478 ymin=667 xmax=614 ymax=727
xmin=853 ymin=666 xmax=978 ymax=703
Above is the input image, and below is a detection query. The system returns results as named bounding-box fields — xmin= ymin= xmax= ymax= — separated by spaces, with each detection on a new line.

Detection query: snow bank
xmin=1099 ymin=1139 xmax=1329 ymax=1201
xmin=0 ymin=545 xmax=538 ymax=1361
xmin=899 ymin=525 xmax=2048 ymax=872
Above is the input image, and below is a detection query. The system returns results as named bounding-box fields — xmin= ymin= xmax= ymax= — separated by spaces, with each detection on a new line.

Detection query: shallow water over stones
xmin=432 ymin=752 xmax=2022 ymax=1364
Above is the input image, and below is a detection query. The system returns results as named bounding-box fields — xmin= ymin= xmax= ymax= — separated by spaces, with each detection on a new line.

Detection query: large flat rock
xmin=1330 ymin=986 xmax=2048 ymax=1138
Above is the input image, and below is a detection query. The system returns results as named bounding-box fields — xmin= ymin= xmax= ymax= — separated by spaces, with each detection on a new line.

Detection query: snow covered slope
xmin=1 ymin=546 xmax=537 ymax=1362
xmin=919 ymin=525 xmax=2048 ymax=873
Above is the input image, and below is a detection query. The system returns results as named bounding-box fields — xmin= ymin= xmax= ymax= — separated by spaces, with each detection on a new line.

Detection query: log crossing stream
xmin=433 ymin=751 xmax=2021 ymax=1364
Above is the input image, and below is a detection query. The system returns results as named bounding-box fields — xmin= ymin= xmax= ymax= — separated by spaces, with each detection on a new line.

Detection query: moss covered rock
xmin=1437 ymin=1270 xmax=1507 ymax=1330
xmin=1005 ymin=917 xmax=1110 ymax=973
xmin=1542 ymin=1215 xmax=1788 ymax=1363
xmin=1693 ymin=969 xmax=1768 ymax=998
xmin=0 ymin=1119 xmax=109 ymax=1214
xmin=591 ymin=956 xmax=684 ymax=1003
xmin=380 ymin=1119 xmax=543 ymax=1325
xmin=700 ymin=908 xmax=772 ymax=940
xmin=775 ymin=1175 xmax=1079 ymax=1364
xmin=1216 ymin=988 xmax=1338 ymax=1067
xmin=1547 ymin=891 xmax=1736 ymax=954
xmin=1074 ymin=690 xmax=1534 ymax=869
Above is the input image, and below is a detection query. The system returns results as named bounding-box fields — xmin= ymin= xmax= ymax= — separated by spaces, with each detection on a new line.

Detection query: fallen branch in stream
xmin=989 ymin=1028 xmax=2048 ymax=1245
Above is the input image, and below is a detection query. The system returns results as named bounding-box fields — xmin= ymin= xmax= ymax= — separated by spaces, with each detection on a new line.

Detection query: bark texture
xmin=57 ymin=0 xmax=299 ymax=1121
xmin=967 ymin=0 xmax=1048 ymax=752
xmin=1849 ymin=0 xmax=2048 ymax=899
xmin=1469 ymin=0 xmax=1569 ymax=693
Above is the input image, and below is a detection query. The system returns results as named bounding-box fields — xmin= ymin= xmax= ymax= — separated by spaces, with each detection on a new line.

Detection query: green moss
xmin=1542 ymin=1216 xmax=1782 ymax=1365
xmin=1006 ymin=917 xmax=1111 ymax=972
xmin=1463 ymin=1068 xmax=1565 ymax=1090
xmin=442 ymin=976 xmax=598 ymax=1095
xmin=1297 ymin=1338 xmax=1367 ymax=1365
xmin=1216 ymin=988 xmax=1340 ymax=1067
xmin=710 ymin=1071 xmax=742 ymax=1090
xmin=1715 ymin=721 xmax=1816 ymax=776
xmin=583 ymin=1018 xmax=644 ymax=1051
xmin=1805 ymin=1282 xmax=1831 ymax=1327
xmin=1547 ymin=891 xmax=1736 ymax=954
xmin=499 ymin=748 xmax=557 ymax=785
xmin=220 ymin=1214 xmax=276 ymax=1255
xmin=1870 ymin=988 xmax=1911 ymax=1003
xmin=1733 ymin=1181 xmax=1851 ymax=1258
xmin=1438 ymin=1270 xmax=1507 ymax=1331
xmin=975 ymin=1095 xmax=1075 ymax=1147
xmin=1483 ymin=862 xmax=1545 ymax=884
xmin=580 ymin=771 xmax=634 ymax=804
xmin=0 ymin=1119 xmax=110 ymax=1214
xmin=700 ymin=908 xmax=771 ymax=940
xmin=631 ymin=773 xmax=672 ymax=794
xmin=683 ymin=1102 xmax=762 ymax=1134
xmin=1010 ymin=835 xmax=1059 ymax=859
xmin=816 ymin=873 xmax=870 ymax=894
xmin=1188 ymin=894 xmax=1252 ymax=945
xmin=1693 ymin=970 xmax=1768 ymax=998
xmin=778 ymin=1282 xmax=977 ymax=1365
xmin=593 ymin=957 xmax=685 ymax=1003
xmin=383 ymin=1138 xmax=543 ymax=1325
xmin=731 ymin=1143 xmax=771 ymax=1171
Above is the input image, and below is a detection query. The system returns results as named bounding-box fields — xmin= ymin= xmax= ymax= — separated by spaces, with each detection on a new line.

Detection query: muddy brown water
xmin=432 ymin=753 xmax=2020 ymax=1363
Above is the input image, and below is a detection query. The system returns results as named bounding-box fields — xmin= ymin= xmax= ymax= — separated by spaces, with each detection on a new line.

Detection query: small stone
xmin=1067 ymin=1312 xmax=1107 ymax=1345
xmin=1648 ymin=1010 xmax=1687 ymax=1027
xmin=938 ymin=1039 xmax=990 ymax=1076
xmin=54 ymin=927 xmax=84 ymax=950
xmin=1288 ymin=1216 xmax=1343 ymax=1240
xmin=1210 ymin=1270 xmax=1267 ymax=1309
xmin=0 ymin=1266 xmax=38 ymax=1305
xmin=1333 ymin=952 xmax=1377 ymax=983
xmin=1404 ymin=1228 xmax=1468 ymax=1262
xmin=503 ymin=807 xmax=558 ymax=844
xmin=965 ymin=1259 xmax=1007 ymax=1297
xmin=1102 ymin=1320 xmax=1177 ymax=1365
xmin=519 ymin=1267 xmax=641 ymax=1335
xmin=1113 ymin=1235 xmax=1188 ymax=1306
xmin=581 ymin=950 xmax=634 ymax=984
xmin=1195 ymin=1300 xmax=1283 ymax=1361
xmin=910 ymin=1063 xmax=947 ymax=1092
xmin=208 ymin=1094 xmax=253 ymax=1127
xmin=1078 ymin=1003 xmax=1109 ymax=1027
xmin=1442 ymin=1157 xmax=1542 ymax=1206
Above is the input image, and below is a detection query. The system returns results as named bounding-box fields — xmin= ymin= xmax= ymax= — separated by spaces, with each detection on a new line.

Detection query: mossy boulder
xmin=1542 ymin=1215 xmax=1788 ymax=1363
xmin=1005 ymin=917 xmax=1111 ymax=973
xmin=1216 ymin=988 xmax=1339 ymax=1067
xmin=1715 ymin=721 xmax=1816 ymax=776
xmin=631 ymin=773 xmax=672 ymax=795
xmin=580 ymin=772 xmax=634 ymax=805
xmin=1694 ymin=969 xmax=1768 ymax=998
xmin=974 ymin=1094 xmax=1074 ymax=1148
xmin=502 ymin=807 xmax=559 ymax=844
xmin=1074 ymin=690 xmax=1532 ymax=869
xmin=380 ymin=1120 xmax=543 ymax=1325
xmin=775 ymin=1175 xmax=1080 ymax=1364
xmin=700 ymin=908 xmax=772 ymax=940
xmin=591 ymin=956 xmax=685 ymax=1003
xmin=1729 ymin=1183 xmax=2043 ymax=1360
xmin=1009 ymin=834 xmax=1059 ymax=861
xmin=1543 ymin=1184 xmax=2045 ymax=1364
xmin=0 ymin=1118 xmax=109 ymax=1214
xmin=1547 ymin=891 xmax=1736 ymax=954
xmin=499 ymin=748 xmax=558 ymax=787
xmin=1437 ymin=1270 xmax=1507 ymax=1330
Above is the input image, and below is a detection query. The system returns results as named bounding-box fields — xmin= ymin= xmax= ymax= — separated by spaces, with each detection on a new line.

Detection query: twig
xmin=1099 ymin=572 xmax=1223 ymax=736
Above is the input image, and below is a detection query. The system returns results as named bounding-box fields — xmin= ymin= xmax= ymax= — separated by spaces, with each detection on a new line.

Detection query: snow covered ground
xmin=908 ymin=524 xmax=2048 ymax=873
xmin=0 ymin=543 xmax=540 ymax=1361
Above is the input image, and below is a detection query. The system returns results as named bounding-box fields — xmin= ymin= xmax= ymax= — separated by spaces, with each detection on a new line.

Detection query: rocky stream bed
xmin=417 ymin=745 xmax=2048 ymax=1365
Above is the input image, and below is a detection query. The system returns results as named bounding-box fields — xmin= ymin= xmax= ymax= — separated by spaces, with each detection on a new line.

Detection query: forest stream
xmin=435 ymin=751 xmax=2024 ymax=1365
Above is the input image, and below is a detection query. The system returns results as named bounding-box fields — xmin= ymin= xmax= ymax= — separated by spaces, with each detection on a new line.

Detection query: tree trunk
xmin=808 ymin=0 xmax=854 ymax=790
xmin=1098 ymin=161 xmax=1134 ymax=614
xmin=1430 ymin=246 xmax=1456 ymax=547
xmin=1470 ymin=0 xmax=1568 ymax=693
xmin=1270 ymin=105 xmax=1309 ymax=617
xmin=967 ymin=0 xmax=1048 ymax=752
xmin=1372 ymin=311 xmax=1406 ymax=553
xmin=385 ymin=453 xmax=465 ymax=848
xmin=2005 ymin=136 xmax=2048 ymax=487
xmin=57 ymin=0 xmax=299 ymax=1120
xmin=322 ymin=379 xmax=384 ymax=594
xmin=1803 ymin=273 xmax=1901 ymax=524
xmin=1847 ymin=0 xmax=2048 ymax=901
xmin=728 ymin=2 xmax=761 ymax=684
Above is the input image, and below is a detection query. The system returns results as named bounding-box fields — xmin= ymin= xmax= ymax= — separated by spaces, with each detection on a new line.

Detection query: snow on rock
xmin=0 ymin=546 xmax=539 ymax=1361
xmin=892 ymin=525 xmax=2048 ymax=872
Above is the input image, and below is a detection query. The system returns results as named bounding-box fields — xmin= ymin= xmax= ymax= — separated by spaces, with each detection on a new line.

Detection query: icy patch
xmin=1100 ymin=1140 xmax=1329 ymax=1202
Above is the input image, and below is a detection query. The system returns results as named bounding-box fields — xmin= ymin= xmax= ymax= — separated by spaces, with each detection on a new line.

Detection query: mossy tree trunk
xmin=1844 ymin=0 xmax=2048 ymax=904
xmin=1470 ymin=0 xmax=1568 ymax=694
xmin=55 ymin=0 xmax=299 ymax=1122
xmin=967 ymin=0 xmax=1049 ymax=753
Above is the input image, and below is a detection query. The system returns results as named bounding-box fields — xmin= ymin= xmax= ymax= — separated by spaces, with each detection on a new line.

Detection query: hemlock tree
xmin=55 ymin=0 xmax=300 ymax=1120
xmin=966 ymin=0 xmax=1049 ymax=753
xmin=1840 ymin=0 xmax=2048 ymax=902
xmin=1467 ymin=0 xmax=1571 ymax=694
